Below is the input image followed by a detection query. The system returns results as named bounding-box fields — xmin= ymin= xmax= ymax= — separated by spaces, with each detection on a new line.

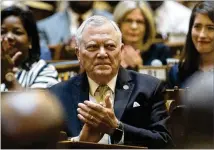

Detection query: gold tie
xmin=95 ymin=85 xmax=110 ymax=103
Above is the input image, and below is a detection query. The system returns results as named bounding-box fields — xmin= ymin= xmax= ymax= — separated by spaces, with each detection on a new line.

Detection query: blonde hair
xmin=113 ymin=1 xmax=156 ymax=51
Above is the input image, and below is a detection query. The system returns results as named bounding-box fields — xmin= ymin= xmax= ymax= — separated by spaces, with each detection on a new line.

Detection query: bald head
xmin=1 ymin=90 xmax=65 ymax=148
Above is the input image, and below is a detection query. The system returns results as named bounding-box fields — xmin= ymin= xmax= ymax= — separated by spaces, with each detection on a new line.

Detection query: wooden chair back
xmin=47 ymin=60 xmax=80 ymax=81
xmin=164 ymin=86 xmax=188 ymax=114
xmin=57 ymin=141 xmax=146 ymax=149
xmin=139 ymin=65 xmax=169 ymax=81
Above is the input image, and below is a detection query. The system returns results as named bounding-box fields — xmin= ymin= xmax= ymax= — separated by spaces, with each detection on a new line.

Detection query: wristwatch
xmin=110 ymin=121 xmax=124 ymax=144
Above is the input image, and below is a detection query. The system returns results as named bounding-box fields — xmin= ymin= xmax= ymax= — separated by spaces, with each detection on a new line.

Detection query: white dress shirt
xmin=87 ymin=74 xmax=124 ymax=144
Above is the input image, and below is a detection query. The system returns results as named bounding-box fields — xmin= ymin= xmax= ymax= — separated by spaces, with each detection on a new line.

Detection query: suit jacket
xmin=49 ymin=68 xmax=173 ymax=148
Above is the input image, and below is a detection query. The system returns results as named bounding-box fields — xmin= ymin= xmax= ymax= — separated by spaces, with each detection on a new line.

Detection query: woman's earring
xmin=29 ymin=44 xmax=32 ymax=49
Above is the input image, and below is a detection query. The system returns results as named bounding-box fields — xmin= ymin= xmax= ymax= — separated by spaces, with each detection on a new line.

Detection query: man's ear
xmin=121 ymin=43 xmax=124 ymax=52
xmin=75 ymin=47 xmax=80 ymax=62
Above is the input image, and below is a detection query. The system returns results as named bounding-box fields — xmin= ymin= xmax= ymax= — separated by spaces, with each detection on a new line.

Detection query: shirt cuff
xmin=68 ymin=136 xmax=80 ymax=142
xmin=116 ymin=130 xmax=124 ymax=144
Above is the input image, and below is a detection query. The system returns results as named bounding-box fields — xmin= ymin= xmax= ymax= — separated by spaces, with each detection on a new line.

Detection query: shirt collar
xmin=68 ymin=7 xmax=93 ymax=22
xmin=87 ymin=74 xmax=118 ymax=96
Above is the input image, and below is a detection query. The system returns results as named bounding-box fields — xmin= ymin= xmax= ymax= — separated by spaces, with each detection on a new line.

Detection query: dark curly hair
xmin=1 ymin=6 xmax=40 ymax=70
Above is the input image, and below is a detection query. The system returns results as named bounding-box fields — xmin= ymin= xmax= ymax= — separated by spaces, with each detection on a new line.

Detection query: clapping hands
xmin=1 ymin=37 xmax=22 ymax=88
xmin=121 ymin=45 xmax=142 ymax=68
xmin=77 ymin=94 xmax=119 ymax=142
xmin=1 ymin=37 xmax=21 ymax=80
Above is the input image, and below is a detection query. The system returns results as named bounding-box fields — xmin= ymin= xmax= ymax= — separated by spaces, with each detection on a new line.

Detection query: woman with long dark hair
xmin=1 ymin=6 xmax=59 ymax=91
xmin=168 ymin=1 xmax=214 ymax=88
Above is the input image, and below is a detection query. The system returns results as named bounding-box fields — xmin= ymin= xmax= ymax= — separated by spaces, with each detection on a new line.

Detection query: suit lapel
xmin=74 ymin=72 xmax=90 ymax=129
xmin=75 ymin=69 xmax=134 ymax=124
xmin=114 ymin=68 xmax=134 ymax=120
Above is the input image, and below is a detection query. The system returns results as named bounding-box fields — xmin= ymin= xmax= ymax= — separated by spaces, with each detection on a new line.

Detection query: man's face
xmin=77 ymin=23 xmax=122 ymax=84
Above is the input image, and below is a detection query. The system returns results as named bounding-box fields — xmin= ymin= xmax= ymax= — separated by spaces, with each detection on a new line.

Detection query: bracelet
xmin=5 ymin=72 xmax=15 ymax=82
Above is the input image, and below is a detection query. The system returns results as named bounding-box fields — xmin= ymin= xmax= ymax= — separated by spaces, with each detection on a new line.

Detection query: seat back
xmin=164 ymin=86 xmax=188 ymax=114
xmin=47 ymin=60 xmax=80 ymax=81
xmin=139 ymin=65 xmax=169 ymax=81
xmin=167 ymin=105 xmax=187 ymax=148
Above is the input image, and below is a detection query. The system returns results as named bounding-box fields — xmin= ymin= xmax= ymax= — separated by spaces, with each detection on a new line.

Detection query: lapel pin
xmin=123 ymin=85 xmax=129 ymax=90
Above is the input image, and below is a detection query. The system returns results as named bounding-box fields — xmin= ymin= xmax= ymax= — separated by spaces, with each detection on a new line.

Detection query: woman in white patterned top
xmin=1 ymin=6 xmax=59 ymax=91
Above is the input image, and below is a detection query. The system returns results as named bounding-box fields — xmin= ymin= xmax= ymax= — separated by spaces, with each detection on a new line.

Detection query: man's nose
xmin=98 ymin=46 xmax=107 ymax=58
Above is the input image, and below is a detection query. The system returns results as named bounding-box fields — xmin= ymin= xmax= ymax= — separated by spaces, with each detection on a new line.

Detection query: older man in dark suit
xmin=49 ymin=15 xmax=173 ymax=148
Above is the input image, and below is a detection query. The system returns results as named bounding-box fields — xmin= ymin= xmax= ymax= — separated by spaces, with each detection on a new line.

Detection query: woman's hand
xmin=1 ymin=37 xmax=22 ymax=90
xmin=121 ymin=45 xmax=142 ymax=68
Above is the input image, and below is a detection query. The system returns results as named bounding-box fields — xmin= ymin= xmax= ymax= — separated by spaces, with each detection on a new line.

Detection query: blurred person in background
xmin=182 ymin=73 xmax=214 ymax=148
xmin=176 ymin=1 xmax=203 ymax=10
xmin=147 ymin=1 xmax=191 ymax=40
xmin=1 ymin=6 xmax=59 ymax=91
xmin=113 ymin=1 xmax=172 ymax=71
xmin=168 ymin=1 xmax=214 ymax=88
xmin=1 ymin=90 xmax=65 ymax=148
xmin=0 ymin=0 xmax=26 ymax=10
xmin=37 ymin=1 xmax=113 ymax=60
xmin=169 ymin=73 xmax=214 ymax=148
xmin=24 ymin=1 xmax=57 ymax=21
xmin=94 ymin=1 xmax=119 ymax=14
xmin=25 ymin=1 xmax=57 ymax=60
xmin=0 ymin=1 xmax=54 ymax=60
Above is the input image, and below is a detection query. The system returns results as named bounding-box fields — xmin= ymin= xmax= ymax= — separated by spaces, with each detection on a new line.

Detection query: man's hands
xmin=79 ymin=124 xmax=104 ymax=142
xmin=77 ymin=94 xmax=119 ymax=136
xmin=121 ymin=45 xmax=142 ymax=68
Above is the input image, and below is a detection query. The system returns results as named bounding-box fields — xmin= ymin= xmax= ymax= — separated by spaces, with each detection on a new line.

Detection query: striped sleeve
xmin=1 ymin=60 xmax=59 ymax=91
xmin=28 ymin=60 xmax=59 ymax=88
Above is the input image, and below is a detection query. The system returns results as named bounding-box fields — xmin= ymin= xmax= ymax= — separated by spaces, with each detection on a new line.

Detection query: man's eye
xmin=86 ymin=45 xmax=98 ymax=51
xmin=106 ymin=44 xmax=116 ymax=50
